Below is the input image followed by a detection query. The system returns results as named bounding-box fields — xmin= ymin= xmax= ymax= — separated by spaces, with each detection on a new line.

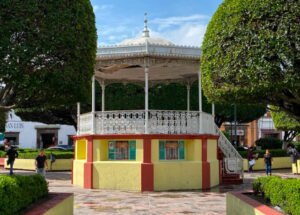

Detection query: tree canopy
xmin=0 ymin=0 xmax=97 ymax=112
xmin=271 ymin=106 xmax=300 ymax=143
xmin=201 ymin=0 xmax=300 ymax=121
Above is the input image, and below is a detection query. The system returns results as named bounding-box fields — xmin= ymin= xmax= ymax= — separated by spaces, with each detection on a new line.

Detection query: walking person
xmin=5 ymin=143 xmax=19 ymax=175
xmin=287 ymin=144 xmax=300 ymax=174
xmin=264 ymin=149 xmax=272 ymax=176
xmin=35 ymin=149 xmax=48 ymax=177
xmin=247 ymin=147 xmax=255 ymax=173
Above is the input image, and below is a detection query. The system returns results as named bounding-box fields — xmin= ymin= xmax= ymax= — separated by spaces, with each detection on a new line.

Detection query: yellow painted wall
xmin=93 ymin=161 xmax=141 ymax=191
xmin=92 ymin=139 xmax=143 ymax=161
xmin=4 ymin=159 xmax=72 ymax=171
xmin=210 ymin=160 xmax=220 ymax=187
xmin=292 ymin=163 xmax=298 ymax=173
xmin=243 ymin=157 xmax=292 ymax=171
xmin=227 ymin=192 xmax=267 ymax=215
xmin=207 ymin=139 xmax=217 ymax=161
xmin=44 ymin=194 xmax=74 ymax=215
xmin=135 ymin=140 xmax=143 ymax=162
xmin=207 ymin=139 xmax=219 ymax=187
xmin=298 ymin=160 xmax=300 ymax=173
xmin=151 ymin=140 xmax=159 ymax=162
xmin=73 ymin=160 xmax=85 ymax=188
xmin=76 ymin=139 xmax=87 ymax=160
xmin=5 ymin=159 xmax=36 ymax=170
xmin=186 ymin=139 xmax=202 ymax=161
xmin=152 ymin=138 xmax=219 ymax=190
xmin=153 ymin=161 xmax=202 ymax=190
xmin=50 ymin=159 xmax=73 ymax=171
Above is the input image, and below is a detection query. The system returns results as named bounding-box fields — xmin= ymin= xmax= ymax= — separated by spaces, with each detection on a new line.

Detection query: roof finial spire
xmin=143 ymin=12 xmax=150 ymax=37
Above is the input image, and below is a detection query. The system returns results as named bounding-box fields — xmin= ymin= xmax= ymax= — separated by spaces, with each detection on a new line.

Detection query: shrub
xmin=238 ymin=149 xmax=288 ymax=159
xmin=0 ymin=150 xmax=6 ymax=158
xmin=0 ymin=144 xmax=5 ymax=151
xmin=253 ymin=177 xmax=300 ymax=215
xmin=0 ymin=174 xmax=48 ymax=215
xmin=0 ymin=149 xmax=74 ymax=159
xmin=255 ymin=137 xmax=283 ymax=149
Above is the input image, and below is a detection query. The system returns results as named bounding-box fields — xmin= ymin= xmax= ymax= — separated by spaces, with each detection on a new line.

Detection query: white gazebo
xmin=75 ymin=14 xmax=243 ymax=188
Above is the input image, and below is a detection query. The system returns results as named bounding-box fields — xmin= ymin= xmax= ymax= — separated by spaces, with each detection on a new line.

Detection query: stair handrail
xmin=215 ymin=125 xmax=244 ymax=178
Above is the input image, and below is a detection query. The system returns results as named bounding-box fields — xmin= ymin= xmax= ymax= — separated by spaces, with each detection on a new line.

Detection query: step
xmin=222 ymin=178 xmax=243 ymax=185
xmin=222 ymin=174 xmax=240 ymax=179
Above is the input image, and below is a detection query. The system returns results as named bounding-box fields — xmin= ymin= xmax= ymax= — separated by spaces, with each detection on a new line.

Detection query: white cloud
xmin=151 ymin=23 xmax=207 ymax=47
xmin=93 ymin=4 xmax=113 ymax=13
xmin=152 ymin=14 xmax=209 ymax=30
xmin=97 ymin=14 xmax=209 ymax=47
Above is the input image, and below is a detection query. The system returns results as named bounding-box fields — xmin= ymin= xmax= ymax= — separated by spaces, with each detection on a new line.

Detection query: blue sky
xmin=91 ymin=0 xmax=223 ymax=47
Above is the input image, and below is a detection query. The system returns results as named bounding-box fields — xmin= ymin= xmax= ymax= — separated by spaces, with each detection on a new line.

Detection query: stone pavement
xmin=0 ymin=168 xmax=299 ymax=215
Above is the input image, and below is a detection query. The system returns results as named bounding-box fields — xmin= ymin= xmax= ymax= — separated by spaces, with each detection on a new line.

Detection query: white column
xmin=91 ymin=75 xmax=95 ymax=134
xmin=187 ymin=84 xmax=191 ymax=111
xmin=77 ymin=102 xmax=80 ymax=135
xmin=212 ymin=103 xmax=215 ymax=116
xmin=101 ymin=82 xmax=105 ymax=111
xmin=198 ymin=70 xmax=203 ymax=133
xmin=145 ymin=67 xmax=149 ymax=134
xmin=100 ymin=81 xmax=105 ymax=134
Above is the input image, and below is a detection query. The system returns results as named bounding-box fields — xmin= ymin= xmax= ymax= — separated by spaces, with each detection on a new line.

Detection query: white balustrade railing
xmin=149 ymin=110 xmax=200 ymax=134
xmin=201 ymin=112 xmax=216 ymax=134
xmin=79 ymin=113 xmax=93 ymax=134
xmin=97 ymin=44 xmax=201 ymax=58
xmin=95 ymin=110 xmax=145 ymax=134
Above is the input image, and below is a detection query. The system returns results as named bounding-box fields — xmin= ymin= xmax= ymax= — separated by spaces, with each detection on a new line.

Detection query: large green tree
xmin=201 ymin=0 xmax=300 ymax=121
xmin=271 ymin=106 xmax=300 ymax=145
xmin=0 ymin=0 xmax=96 ymax=117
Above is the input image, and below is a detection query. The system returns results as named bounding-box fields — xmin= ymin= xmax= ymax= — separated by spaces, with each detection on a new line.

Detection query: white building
xmin=4 ymin=111 xmax=76 ymax=149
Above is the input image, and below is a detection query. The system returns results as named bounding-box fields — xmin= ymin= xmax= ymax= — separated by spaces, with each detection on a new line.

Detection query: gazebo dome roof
xmin=120 ymin=35 xmax=174 ymax=46
xmin=95 ymin=13 xmax=200 ymax=85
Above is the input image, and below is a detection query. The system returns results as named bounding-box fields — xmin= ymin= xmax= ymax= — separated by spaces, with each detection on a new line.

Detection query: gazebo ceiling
xmin=95 ymin=14 xmax=201 ymax=85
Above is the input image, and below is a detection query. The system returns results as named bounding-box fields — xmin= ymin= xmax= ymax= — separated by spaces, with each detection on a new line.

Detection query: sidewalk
xmin=0 ymin=168 xmax=299 ymax=215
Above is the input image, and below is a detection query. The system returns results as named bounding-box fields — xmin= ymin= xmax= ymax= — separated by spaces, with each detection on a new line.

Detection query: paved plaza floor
xmin=0 ymin=168 xmax=299 ymax=215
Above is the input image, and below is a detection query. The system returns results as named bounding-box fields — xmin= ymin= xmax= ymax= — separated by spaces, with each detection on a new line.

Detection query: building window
xmin=108 ymin=140 xmax=136 ymax=160
xmin=159 ymin=140 xmax=184 ymax=160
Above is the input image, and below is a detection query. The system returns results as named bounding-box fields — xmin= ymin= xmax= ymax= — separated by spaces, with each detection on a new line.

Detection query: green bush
xmin=0 ymin=150 xmax=5 ymax=158
xmin=238 ymin=149 xmax=288 ymax=159
xmin=0 ymin=144 xmax=5 ymax=151
xmin=253 ymin=176 xmax=300 ymax=215
xmin=255 ymin=137 xmax=283 ymax=149
xmin=0 ymin=149 xmax=73 ymax=159
xmin=0 ymin=174 xmax=48 ymax=215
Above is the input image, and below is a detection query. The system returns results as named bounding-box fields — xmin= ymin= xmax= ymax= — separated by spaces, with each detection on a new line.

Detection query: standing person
xmin=5 ymin=143 xmax=19 ymax=175
xmin=264 ymin=149 xmax=272 ymax=176
xmin=247 ymin=147 xmax=255 ymax=173
xmin=35 ymin=149 xmax=48 ymax=177
xmin=287 ymin=144 xmax=300 ymax=163
xmin=287 ymin=144 xmax=300 ymax=174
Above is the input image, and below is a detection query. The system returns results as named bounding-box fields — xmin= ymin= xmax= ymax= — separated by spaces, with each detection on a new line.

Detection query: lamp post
xmin=234 ymin=104 xmax=237 ymax=147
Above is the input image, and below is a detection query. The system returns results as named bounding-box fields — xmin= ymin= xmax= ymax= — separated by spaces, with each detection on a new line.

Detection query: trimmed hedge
xmin=253 ymin=176 xmax=300 ymax=215
xmin=0 ymin=174 xmax=48 ymax=215
xmin=0 ymin=149 xmax=73 ymax=159
xmin=238 ymin=149 xmax=288 ymax=159
xmin=255 ymin=137 xmax=283 ymax=149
